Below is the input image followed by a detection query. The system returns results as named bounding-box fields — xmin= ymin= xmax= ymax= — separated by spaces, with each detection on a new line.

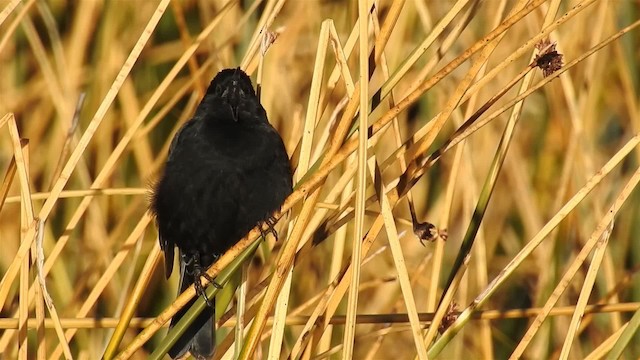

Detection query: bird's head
xmin=204 ymin=67 xmax=257 ymax=123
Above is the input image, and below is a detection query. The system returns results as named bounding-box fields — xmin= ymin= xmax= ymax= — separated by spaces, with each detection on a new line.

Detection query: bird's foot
xmin=192 ymin=275 xmax=214 ymax=307
xmin=189 ymin=255 xmax=222 ymax=307
xmin=259 ymin=215 xmax=279 ymax=241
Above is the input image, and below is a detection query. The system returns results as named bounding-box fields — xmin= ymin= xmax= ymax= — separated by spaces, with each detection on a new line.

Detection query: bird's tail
xmin=168 ymin=253 xmax=215 ymax=360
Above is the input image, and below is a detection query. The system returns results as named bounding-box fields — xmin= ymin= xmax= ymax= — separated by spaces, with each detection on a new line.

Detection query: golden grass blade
xmin=327 ymin=26 xmax=355 ymax=97
xmin=267 ymin=260 xmax=292 ymax=357
xmin=3 ymin=188 xmax=148 ymax=203
xmin=31 ymin=226 xmax=46 ymax=360
xmin=298 ymin=155 xmax=358 ymax=253
xmin=7 ymin=118 xmax=34 ymax=243
xmin=559 ymin=219 xmax=615 ymax=360
xmin=325 ymin=7 xmax=361 ymax=92
xmin=235 ymin=263 xmax=249 ymax=359
xmin=0 ymin=116 xmax=35 ymax=314
xmin=0 ymin=113 xmax=11 ymax=128
xmin=34 ymin=219 xmax=73 ymax=360
xmin=368 ymin=157 xmax=428 ymax=359
xmin=342 ymin=0 xmax=369 ymax=357
xmin=0 ymin=0 xmax=22 ymax=26
xmin=0 ymin=150 xmax=17 ymax=220
xmin=18 ymin=140 xmax=31 ymax=360
xmin=310 ymin=96 xmax=350 ymax=168
xmin=1 ymin=302 xmax=640 ymax=330
xmin=102 ymin=243 xmax=161 ymax=360
xmin=298 ymin=20 xmax=331 ymax=179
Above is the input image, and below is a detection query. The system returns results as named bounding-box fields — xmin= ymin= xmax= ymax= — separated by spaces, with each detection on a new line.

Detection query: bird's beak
xmin=221 ymin=80 xmax=243 ymax=122
xmin=230 ymin=105 xmax=239 ymax=122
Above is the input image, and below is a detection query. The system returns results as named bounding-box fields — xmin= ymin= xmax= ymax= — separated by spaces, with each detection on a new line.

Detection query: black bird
xmin=150 ymin=68 xmax=293 ymax=359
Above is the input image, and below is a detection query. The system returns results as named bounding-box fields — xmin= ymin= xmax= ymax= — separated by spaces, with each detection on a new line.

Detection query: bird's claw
xmin=259 ymin=216 xmax=279 ymax=241
xmin=191 ymin=256 xmax=222 ymax=307
xmin=193 ymin=276 xmax=214 ymax=307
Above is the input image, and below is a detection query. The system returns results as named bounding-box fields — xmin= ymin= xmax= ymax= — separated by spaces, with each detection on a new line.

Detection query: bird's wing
xmin=167 ymin=120 xmax=197 ymax=162
xmin=158 ymin=120 xmax=198 ymax=278
xmin=159 ymin=231 xmax=175 ymax=279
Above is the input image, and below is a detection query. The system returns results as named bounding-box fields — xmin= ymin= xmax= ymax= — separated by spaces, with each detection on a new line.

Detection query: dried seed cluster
xmin=533 ymin=39 xmax=564 ymax=77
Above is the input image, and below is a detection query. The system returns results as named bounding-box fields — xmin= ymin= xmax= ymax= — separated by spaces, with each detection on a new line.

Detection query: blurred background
xmin=1 ymin=0 xmax=640 ymax=359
